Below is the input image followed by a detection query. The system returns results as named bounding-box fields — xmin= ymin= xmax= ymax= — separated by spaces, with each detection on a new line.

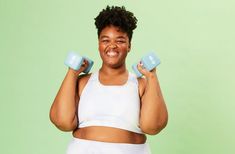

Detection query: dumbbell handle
xmin=64 ymin=51 xmax=94 ymax=73
xmin=132 ymin=52 xmax=160 ymax=77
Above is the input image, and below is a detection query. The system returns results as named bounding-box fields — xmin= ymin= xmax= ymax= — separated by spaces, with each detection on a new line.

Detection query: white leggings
xmin=66 ymin=137 xmax=152 ymax=154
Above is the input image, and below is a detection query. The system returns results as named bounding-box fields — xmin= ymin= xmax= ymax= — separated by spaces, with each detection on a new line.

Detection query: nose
xmin=109 ymin=42 xmax=117 ymax=49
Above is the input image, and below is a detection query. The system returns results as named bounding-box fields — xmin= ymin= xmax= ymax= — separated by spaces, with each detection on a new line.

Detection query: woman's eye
xmin=101 ymin=40 xmax=109 ymax=43
xmin=117 ymin=40 xmax=126 ymax=43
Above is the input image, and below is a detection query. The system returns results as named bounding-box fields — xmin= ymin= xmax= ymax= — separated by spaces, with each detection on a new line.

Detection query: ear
xmin=128 ymin=43 xmax=131 ymax=52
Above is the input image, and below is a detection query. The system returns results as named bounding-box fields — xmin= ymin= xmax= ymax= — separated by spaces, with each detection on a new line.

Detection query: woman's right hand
xmin=68 ymin=59 xmax=89 ymax=77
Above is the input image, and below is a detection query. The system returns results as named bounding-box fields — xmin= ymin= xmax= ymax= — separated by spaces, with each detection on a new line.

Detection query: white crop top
xmin=78 ymin=71 xmax=144 ymax=134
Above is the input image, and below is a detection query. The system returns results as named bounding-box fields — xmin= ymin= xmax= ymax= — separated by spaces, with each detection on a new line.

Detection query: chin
xmin=107 ymin=61 xmax=125 ymax=68
xmin=107 ymin=63 xmax=120 ymax=68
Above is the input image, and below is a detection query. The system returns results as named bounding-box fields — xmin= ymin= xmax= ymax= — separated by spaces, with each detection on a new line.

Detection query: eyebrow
xmin=116 ymin=36 xmax=126 ymax=39
xmin=100 ymin=35 xmax=127 ymax=39
xmin=100 ymin=36 xmax=109 ymax=39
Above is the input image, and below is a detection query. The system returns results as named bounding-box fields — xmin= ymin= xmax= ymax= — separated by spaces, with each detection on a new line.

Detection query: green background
xmin=1 ymin=0 xmax=234 ymax=153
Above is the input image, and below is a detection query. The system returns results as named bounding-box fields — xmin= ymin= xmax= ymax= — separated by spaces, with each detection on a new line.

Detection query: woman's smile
xmin=106 ymin=50 xmax=119 ymax=58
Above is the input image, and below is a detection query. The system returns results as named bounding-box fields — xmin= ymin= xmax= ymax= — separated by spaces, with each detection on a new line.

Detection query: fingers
xmin=137 ymin=62 xmax=157 ymax=77
xmin=79 ymin=59 xmax=88 ymax=71
xmin=68 ymin=60 xmax=89 ymax=77
xmin=137 ymin=62 xmax=148 ymax=75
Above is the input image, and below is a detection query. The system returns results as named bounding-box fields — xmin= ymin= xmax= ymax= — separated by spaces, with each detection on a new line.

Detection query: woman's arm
xmin=49 ymin=69 xmax=80 ymax=131
xmin=49 ymin=60 xmax=88 ymax=132
xmin=138 ymin=66 xmax=168 ymax=135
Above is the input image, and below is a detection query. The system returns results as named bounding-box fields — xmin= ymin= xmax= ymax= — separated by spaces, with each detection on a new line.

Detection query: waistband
xmin=72 ymin=136 xmax=148 ymax=146
xmin=67 ymin=137 xmax=152 ymax=154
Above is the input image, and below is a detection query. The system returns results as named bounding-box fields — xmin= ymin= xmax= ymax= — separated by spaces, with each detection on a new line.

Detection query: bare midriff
xmin=72 ymin=126 xmax=146 ymax=144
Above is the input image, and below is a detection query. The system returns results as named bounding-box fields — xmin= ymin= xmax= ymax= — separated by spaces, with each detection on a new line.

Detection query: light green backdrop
xmin=1 ymin=0 xmax=234 ymax=154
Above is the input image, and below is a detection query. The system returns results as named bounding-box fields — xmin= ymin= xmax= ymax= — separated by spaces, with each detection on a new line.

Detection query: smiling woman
xmin=49 ymin=5 xmax=168 ymax=154
xmin=98 ymin=25 xmax=130 ymax=68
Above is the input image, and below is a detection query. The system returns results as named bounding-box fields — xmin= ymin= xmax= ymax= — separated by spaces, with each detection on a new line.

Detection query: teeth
xmin=107 ymin=51 xmax=118 ymax=57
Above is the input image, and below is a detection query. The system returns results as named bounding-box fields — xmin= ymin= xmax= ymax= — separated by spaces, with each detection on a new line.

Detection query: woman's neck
xmin=99 ymin=64 xmax=127 ymax=77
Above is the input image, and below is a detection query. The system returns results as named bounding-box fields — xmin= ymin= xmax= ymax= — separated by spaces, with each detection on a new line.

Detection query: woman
xmin=50 ymin=5 xmax=168 ymax=154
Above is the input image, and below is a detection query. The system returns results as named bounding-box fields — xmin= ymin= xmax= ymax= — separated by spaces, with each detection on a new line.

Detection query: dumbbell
xmin=64 ymin=51 xmax=94 ymax=73
xmin=132 ymin=52 xmax=161 ymax=77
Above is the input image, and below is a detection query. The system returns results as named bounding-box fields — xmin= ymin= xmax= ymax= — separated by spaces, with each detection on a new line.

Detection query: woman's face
xmin=98 ymin=25 xmax=130 ymax=68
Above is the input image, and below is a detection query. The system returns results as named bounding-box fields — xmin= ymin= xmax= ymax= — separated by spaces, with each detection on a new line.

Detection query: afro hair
xmin=94 ymin=5 xmax=138 ymax=42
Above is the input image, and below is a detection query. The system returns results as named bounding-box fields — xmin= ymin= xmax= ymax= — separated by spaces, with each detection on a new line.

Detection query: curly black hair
xmin=94 ymin=5 xmax=138 ymax=42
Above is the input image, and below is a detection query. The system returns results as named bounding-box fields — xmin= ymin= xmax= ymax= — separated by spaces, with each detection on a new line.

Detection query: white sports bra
xmin=78 ymin=71 xmax=144 ymax=134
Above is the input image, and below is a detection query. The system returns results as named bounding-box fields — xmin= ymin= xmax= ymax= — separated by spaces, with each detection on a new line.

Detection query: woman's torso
xmin=73 ymin=71 xmax=146 ymax=144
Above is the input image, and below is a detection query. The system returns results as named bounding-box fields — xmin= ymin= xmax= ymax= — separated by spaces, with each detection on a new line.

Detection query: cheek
xmin=98 ymin=44 xmax=103 ymax=52
xmin=98 ymin=44 xmax=105 ymax=57
xmin=120 ymin=44 xmax=130 ymax=51
xmin=98 ymin=43 xmax=106 ymax=51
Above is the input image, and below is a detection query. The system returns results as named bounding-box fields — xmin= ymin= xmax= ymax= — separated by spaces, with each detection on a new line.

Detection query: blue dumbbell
xmin=64 ymin=51 xmax=94 ymax=73
xmin=132 ymin=52 xmax=161 ymax=77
